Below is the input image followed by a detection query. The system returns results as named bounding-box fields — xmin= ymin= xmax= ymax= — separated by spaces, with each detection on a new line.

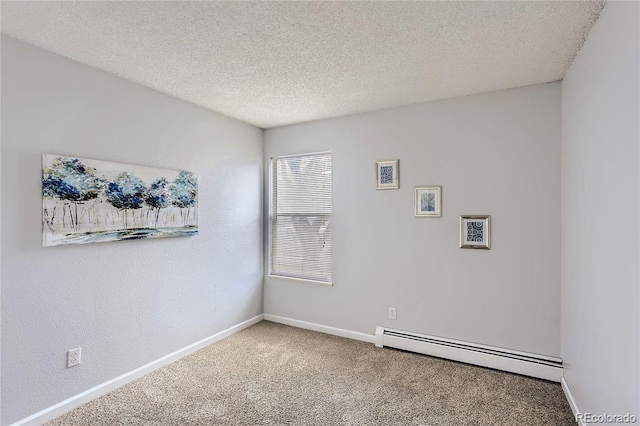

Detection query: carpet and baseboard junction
xmin=44 ymin=321 xmax=574 ymax=425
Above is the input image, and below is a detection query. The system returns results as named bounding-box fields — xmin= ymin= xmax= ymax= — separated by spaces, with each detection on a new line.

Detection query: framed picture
xmin=42 ymin=154 xmax=198 ymax=246
xmin=460 ymin=215 xmax=491 ymax=249
xmin=376 ymin=160 xmax=399 ymax=189
xmin=415 ymin=186 xmax=442 ymax=217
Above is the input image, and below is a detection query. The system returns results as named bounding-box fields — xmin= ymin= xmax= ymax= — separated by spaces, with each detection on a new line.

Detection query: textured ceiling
xmin=1 ymin=1 xmax=605 ymax=128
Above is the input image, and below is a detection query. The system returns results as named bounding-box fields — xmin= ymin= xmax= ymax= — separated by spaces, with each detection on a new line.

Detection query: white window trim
xmin=268 ymin=151 xmax=333 ymax=286
xmin=267 ymin=274 xmax=333 ymax=287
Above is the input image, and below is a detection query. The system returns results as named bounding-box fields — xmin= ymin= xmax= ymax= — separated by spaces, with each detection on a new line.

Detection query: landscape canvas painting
xmin=42 ymin=154 xmax=198 ymax=246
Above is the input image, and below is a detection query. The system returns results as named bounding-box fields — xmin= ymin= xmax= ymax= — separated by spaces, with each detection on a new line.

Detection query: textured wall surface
xmin=264 ymin=83 xmax=561 ymax=357
xmin=1 ymin=36 xmax=263 ymax=425
xmin=561 ymin=1 xmax=639 ymax=418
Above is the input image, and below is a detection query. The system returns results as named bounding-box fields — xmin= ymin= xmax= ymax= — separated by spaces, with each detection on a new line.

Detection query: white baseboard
xmin=11 ymin=314 xmax=264 ymax=426
xmin=561 ymin=377 xmax=582 ymax=425
xmin=263 ymin=314 xmax=375 ymax=344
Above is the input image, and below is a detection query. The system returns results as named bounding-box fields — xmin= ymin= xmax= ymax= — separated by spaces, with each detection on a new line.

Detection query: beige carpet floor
xmin=48 ymin=321 xmax=574 ymax=425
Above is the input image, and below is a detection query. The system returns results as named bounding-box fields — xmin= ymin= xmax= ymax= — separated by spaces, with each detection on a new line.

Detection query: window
xmin=270 ymin=152 xmax=332 ymax=284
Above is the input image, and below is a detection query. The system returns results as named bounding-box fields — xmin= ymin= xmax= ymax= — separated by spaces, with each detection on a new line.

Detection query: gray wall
xmin=561 ymin=1 xmax=639 ymax=417
xmin=1 ymin=36 xmax=263 ymax=425
xmin=264 ymin=83 xmax=561 ymax=357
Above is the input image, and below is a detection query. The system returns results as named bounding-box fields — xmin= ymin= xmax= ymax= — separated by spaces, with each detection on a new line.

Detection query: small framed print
xmin=460 ymin=215 xmax=491 ymax=249
xmin=415 ymin=186 xmax=442 ymax=217
xmin=376 ymin=160 xmax=399 ymax=190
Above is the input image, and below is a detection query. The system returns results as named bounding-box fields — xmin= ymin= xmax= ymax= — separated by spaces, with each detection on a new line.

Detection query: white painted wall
xmin=264 ymin=83 xmax=561 ymax=357
xmin=1 ymin=36 xmax=263 ymax=425
xmin=561 ymin=1 xmax=639 ymax=418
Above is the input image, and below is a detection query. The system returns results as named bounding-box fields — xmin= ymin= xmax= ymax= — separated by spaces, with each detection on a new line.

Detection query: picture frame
xmin=460 ymin=215 xmax=491 ymax=249
xmin=375 ymin=159 xmax=399 ymax=189
xmin=415 ymin=186 xmax=442 ymax=217
xmin=42 ymin=154 xmax=198 ymax=246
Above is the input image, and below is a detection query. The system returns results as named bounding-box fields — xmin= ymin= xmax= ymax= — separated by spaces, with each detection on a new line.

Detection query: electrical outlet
xmin=67 ymin=348 xmax=81 ymax=368
xmin=389 ymin=307 xmax=397 ymax=320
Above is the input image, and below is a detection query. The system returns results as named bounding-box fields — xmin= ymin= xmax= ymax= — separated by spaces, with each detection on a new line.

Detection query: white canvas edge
xmin=42 ymin=154 xmax=200 ymax=180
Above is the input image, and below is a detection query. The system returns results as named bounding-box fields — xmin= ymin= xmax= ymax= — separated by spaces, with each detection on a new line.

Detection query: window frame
xmin=268 ymin=151 xmax=333 ymax=286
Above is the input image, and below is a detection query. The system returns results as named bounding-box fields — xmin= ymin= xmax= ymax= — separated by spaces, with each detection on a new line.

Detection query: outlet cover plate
xmin=67 ymin=348 xmax=81 ymax=368
xmin=389 ymin=307 xmax=397 ymax=320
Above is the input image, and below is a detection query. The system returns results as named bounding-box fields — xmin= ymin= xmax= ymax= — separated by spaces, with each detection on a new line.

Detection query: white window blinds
xmin=270 ymin=152 xmax=332 ymax=283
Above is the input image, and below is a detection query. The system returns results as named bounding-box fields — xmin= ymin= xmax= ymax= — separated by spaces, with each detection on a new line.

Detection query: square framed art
xmin=460 ymin=215 xmax=490 ymax=249
xmin=415 ymin=186 xmax=441 ymax=217
xmin=375 ymin=160 xmax=399 ymax=189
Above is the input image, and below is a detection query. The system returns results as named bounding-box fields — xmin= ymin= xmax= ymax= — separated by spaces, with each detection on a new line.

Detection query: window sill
xmin=267 ymin=274 xmax=333 ymax=287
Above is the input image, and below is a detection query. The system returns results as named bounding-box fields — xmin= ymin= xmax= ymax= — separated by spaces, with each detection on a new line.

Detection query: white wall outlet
xmin=389 ymin=307 xmax=397 ymax=320
xmin=67 ymin=348 xmax=81 ymax=368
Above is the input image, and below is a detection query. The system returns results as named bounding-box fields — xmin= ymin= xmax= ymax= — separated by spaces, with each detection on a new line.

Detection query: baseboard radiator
xmin=375 ymin=327 xmax=563 ymax=382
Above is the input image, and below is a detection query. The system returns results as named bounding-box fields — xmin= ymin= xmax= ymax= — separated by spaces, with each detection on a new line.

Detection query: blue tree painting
xmin=171 ymin=171 xmax=198 ymax=225
xmin=42 ymin=157 xmax=103 ymax=232
xmin=42 ymin=154 xmax=198 ymax=246
xmin=146 ymin=177 xmax=171 ymax=227
xmin=105 ymin=172 xmax=147 ymax=229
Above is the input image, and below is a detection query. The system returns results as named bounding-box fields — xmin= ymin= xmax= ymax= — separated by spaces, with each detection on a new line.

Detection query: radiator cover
xmin=375 ymin=326 xmax=563 ymax=382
